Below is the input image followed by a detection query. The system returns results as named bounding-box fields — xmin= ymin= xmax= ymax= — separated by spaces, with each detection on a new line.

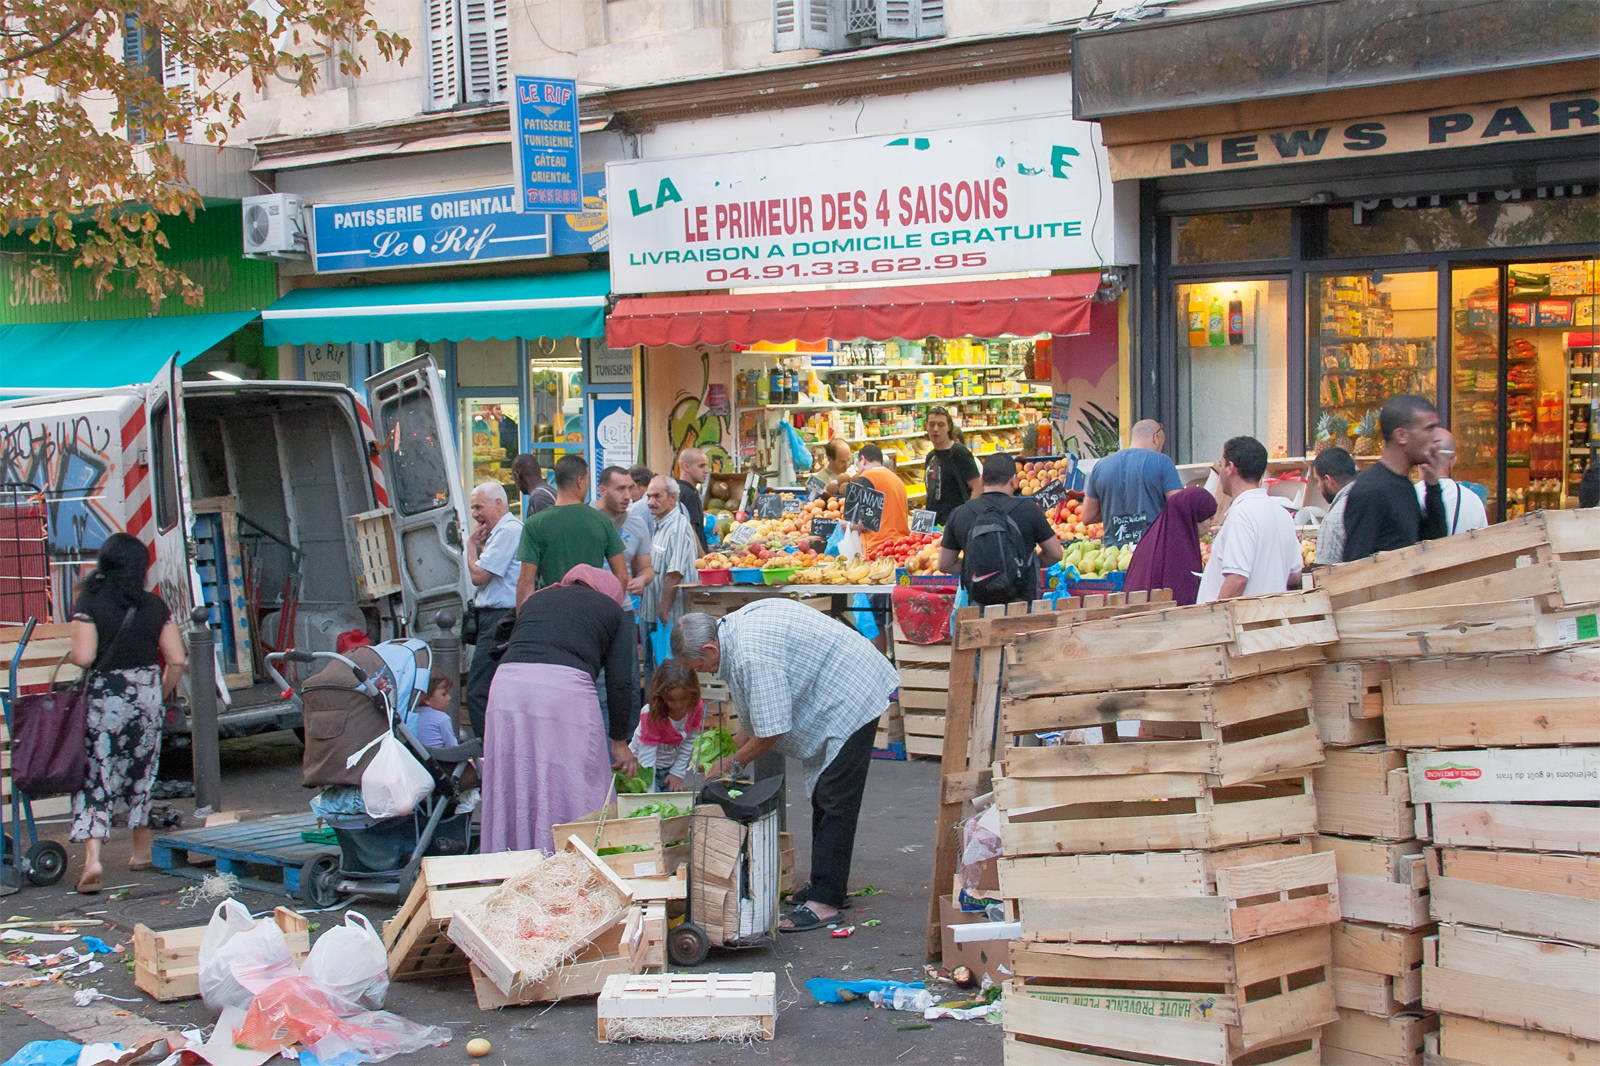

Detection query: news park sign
xmin=605 ymin=115 xmax=1114 ymax=294
xmin=1106 ymin=92 xmax=1599 ymax=181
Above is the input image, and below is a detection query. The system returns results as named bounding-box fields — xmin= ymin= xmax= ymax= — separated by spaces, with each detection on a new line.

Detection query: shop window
xmin=1307 ymin=271 xmax=1438 ymax=458
xmin=1450 ymin=267 xmax=1502 ymax=520
xmin=461 ymin=398 xmax=521 ymax=505
xmin=382 ymin=341 xmax=437 ymax=370
xmin=527 ymin=339 xmax=585 ymax=468
xmin=455 ymin=338 xmax=517 ymax=387
xmin=1174 ymin=280 xmax=1289 ymax=465
xmin=1172 ymin=210 xmax=1292 ymax=265
xmin=1323 ymin=192 xmax=1600 ymax=258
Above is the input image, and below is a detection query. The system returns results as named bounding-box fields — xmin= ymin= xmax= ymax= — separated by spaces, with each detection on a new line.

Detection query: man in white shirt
xmin=593 ymin=466 xmax=655 ymax=595
xmin=464 ymin=482 xmax=522 ymax=740
xmin=1417 ymin=428 xmax=1488 ymax=535
xmin=1198 ymin=437 xmax=1303 ymax=603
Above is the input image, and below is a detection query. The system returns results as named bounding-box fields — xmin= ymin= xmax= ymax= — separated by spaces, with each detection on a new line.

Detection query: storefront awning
xmin=606 ymin=273 xmax=1101 ymax=348
xmin=261 ymin=270 xmax=610 ymax=346
xmin=0 ymin=310 xmax=259 ymax=390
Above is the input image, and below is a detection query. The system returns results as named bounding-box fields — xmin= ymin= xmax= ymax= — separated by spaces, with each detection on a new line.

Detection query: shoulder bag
xmin=12 ymin=605 xmax=137 ymax=797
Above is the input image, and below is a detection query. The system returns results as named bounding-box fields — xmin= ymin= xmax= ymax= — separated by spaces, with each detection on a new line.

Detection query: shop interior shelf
xmin=753 ymin=389 xmax=1048 ymax=412
xmin=807 ymin=362 xmax=1031 ymax=375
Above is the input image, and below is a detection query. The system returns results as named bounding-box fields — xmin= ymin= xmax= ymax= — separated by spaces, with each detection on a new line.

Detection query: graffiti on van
xmin=0 ymin=415 xmax=119 ymax=609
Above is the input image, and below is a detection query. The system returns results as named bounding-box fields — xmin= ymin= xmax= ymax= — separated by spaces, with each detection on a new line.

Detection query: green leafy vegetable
xmin=627 ymin=801 xmax=688 ymax=819
xmin=598 ymin=844 xmax=653 ymax=856
xmin=862 ymin=919 xmax=882 ymax=927
xmin=692 ymin=727 xmax=737 ymax=772
xmin=614 ymin=765 xmax=652 ymax=794
xmin=847 ymin=885 xmax=884 ymax=897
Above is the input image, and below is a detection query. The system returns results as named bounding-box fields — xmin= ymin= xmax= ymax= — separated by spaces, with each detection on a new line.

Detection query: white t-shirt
xmin=1417 ymin=478 xmax=1488 ymax=535
xmin=1197 ymin=487 xmax=1303 ymax=604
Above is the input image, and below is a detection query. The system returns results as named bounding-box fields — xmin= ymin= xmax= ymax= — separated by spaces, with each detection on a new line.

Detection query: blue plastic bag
xmin=2 ymin=1041 xmax=81 ymax=1066
xmin=780 ymin=422 xmax=814 ymax=471
xmin=805 ymin=977 xmax=925 ymax=1004
xmin=649 ymin=621 xmax=673 ymax=668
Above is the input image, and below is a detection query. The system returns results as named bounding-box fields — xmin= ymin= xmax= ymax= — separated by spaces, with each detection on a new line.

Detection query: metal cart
xmin=671 ymin=775 xmax=784 ymax=966
xmin=1 ymin=618 xmax=71 ymax=893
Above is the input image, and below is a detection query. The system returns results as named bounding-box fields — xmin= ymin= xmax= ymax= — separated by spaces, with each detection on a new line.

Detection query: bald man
xmin=1082 ymin=419 xmax=1184 ymax=547
xmin=676 ymin=447 xmax=711 ymax=554
xmin=823 ymin=438 xmax=853 ymax=481
xmin=1417 ymin=428 xmax=1487 ymax=535
xmin=465 ymin=482 xmax=522 ymax=739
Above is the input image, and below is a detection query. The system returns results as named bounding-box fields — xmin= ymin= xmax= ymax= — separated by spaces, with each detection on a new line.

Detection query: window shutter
xmin=772 ymin=0 xmax=801 ymax=51
xmin=162 ymin=43 xmax=195 ymax=94
xmin=915 ymin=0 xmax=945 ymax=38
xmin=877 ymin=0 xmax=944 ymax=39
xmin=462 ymin=0 xmax=509 ymax=103
xmin=425 ymin=0 xmax=463 ymax=110
xmin=801 ymin=0 xmax=846 ymax=50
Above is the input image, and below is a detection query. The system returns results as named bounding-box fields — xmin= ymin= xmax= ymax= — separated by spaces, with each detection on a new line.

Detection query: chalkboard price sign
xmin=806 ymin=476 xmax=828 ymax=500
xmin=782 ymin=496 xmax=802 ymax=514
xmin=1032 ymin=479 xmax=1070 ymax=515
xmin=727 ymin=523 xmax=759 ymax=546
xmin=910 ymin=509 xmax=938 ymax=534
xmin=755 ymin=494 xmax=784 ymax=519
xmin=810 ymin=517 xmax=838 ymax=542
xmin=842 ymin=480 xmax=886 ymax=532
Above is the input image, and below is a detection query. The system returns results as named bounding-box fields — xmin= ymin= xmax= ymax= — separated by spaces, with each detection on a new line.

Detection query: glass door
xmin=1173 ymin=278 xmax=1289 ymax=464
xmin=1449 ymin=267 xmax=1502 ymax=520
xmin=459 ymin=397 xmax=522 ymax=505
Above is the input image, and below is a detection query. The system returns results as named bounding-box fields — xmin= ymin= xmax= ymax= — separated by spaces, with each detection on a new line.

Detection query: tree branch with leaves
xmin=0 ymin=1 xmax=408 ymax=310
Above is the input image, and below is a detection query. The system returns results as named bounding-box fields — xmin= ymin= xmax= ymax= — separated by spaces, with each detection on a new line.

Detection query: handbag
xmin=461 ymin=604 xmax=480 ymax=646
xmin=11 ymin=605 xmax=137 ymax=797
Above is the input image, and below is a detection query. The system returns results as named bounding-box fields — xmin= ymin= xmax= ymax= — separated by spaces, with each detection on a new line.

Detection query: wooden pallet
xmin=134 ymin=907 xmax=308 ymax=1001
xmin=1329 ymin=596 xmax=1600 ymax=660
xmin=1426 ymin=847 xmax=1599 ymax=945
xmin=0 ymin=621 xmax=79 ymax=689
xmin=1000 ymin=670 xmax=1323 ymax=787
xmin=596 ymin=972 xmax=776 ymax=1042
xmin=1007 ymin=926 xmax=1337 ymax=1050
xmin=1416 ymin=803 xmax=1600 ymax=855
xmin=1322 ymin=1008 xmax=1435 ymax=1066
xmin=1431 ymin=1012 xmax=1600 ymax=1066
xmin=1314 ymin=746 xmax=1414 ymax=841
xmin=382 ymin=851 xmax=544 ymax=981
xmin=1310 ymin=662 xmax=1387 ymax=748
xmin=150 ymin=813 xmax=336 ymax=896
xmin=1315 ymin=837 xmax=1429 ymax=928
xmin=1422 ymin=923 xmax=1599 ymax=1041
xmin=1002 ymin=979 xmax=1324 ymax=1065
xmin=1381 ymin=648 xmax=1600 ymax=749
xmin=466 ymin=904 xmax=664 ymax=1009
xmin=895 ymin=625 xmax=950 ymax=758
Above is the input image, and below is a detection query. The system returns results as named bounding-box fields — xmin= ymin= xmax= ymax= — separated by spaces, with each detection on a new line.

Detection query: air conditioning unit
xmin=241 ymin=193 xmax=308 ymax=260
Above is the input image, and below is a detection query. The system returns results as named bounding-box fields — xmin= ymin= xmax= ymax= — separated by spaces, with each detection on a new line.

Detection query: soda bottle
xmin=1228 ymin=291 xmax=1244 ymax=345
xmin=768 ymin=366 xmax=782 ymax=405
xmin=1188 ymin=290 xmax=1206 ymax=347
xmin=1208 ymin=295 xmax=1225 ymax=346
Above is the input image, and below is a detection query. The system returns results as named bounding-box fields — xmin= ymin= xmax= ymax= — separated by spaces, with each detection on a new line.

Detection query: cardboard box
xmin=939 ymin=894 xmax=1013 ymax=988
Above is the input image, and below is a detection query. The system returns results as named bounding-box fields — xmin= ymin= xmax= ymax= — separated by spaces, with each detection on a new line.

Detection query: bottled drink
xmin=1228 ymin=291 xmax=1244 ymax=345
xmin=1208 ymin=295 xmax=1225 ymax=346
xmin=1188 ymin=290 xmax=1206 ymax=347
xmin=784 ymin=369 xmax=798 ymax=405
xmin=768 ymin=366 xmax=782 ymax=405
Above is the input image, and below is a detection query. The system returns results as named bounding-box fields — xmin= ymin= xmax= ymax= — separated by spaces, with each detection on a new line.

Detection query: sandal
xmin=779 ymin=905 xmax=835 ymax=933
xmin=75 ymin=879 xmax=101 ymax=895
xmin=128 ymin=860 xmax=154 ymax=872
xmin=783 ymin=882 xmax=850 ymax=909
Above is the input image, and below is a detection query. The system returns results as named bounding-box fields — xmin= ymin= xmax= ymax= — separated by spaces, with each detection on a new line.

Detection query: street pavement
xmin=2 ymin=730 xmax=1003 ymax=1065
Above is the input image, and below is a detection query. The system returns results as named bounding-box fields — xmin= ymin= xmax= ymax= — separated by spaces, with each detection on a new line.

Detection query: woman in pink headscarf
xmin=1122 ymin=487 xmax=1218 ymax=606
xmin=480 ymin=564 xmax=640 ymax=853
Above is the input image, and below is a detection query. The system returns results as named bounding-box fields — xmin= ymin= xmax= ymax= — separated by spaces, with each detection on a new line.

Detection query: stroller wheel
xmin=668 ymin=921 xmax=709 ymax=967
xmin=24 ymin=841 xmax=67 ymax=886
xmin=299 ymin=853 xmax=343 ymax=908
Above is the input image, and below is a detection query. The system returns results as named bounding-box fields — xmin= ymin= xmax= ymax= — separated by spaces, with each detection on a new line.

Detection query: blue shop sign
xmin=512 ymin=75 xmax=582 ymax=212
xmin=311 ymin=187 xmax=551 ymax=273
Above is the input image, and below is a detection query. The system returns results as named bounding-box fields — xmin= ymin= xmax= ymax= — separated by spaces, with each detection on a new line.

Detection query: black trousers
xmin=808 ymin=715 xmax=880 ymax=909
xmin=464 ymin=607 xmax=512 ymax=741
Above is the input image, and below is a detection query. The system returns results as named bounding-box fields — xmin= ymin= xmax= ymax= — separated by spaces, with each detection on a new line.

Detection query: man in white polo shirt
xmin=1416 ymin=428 xmax=1488 ymax=536
xmin=1198 ymin=436 xmax=1303 ymax=604
xmin=464 ymin=481 xmax=522 ymax=740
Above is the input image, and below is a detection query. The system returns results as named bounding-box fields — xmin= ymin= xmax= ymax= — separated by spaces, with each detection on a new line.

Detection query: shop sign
xmin=587 ymin=393 xmax=634 ymax=498
xmin=606 ymin=114 xmax=1114 ymax=293
xmin=303 ymin=343 xmax=349 ymax=384
xmin=512 ymin=75 xmax=582 ymax=212
xmin=1107 ymin=92 xmax=1599 ymax=182
xmin=552 ymin=172 xmax=610 ymax=255
xmin=311 ymin=188 xmax=551 ymax=273
xmin=587 ymin=345 xmax=634 ymax=385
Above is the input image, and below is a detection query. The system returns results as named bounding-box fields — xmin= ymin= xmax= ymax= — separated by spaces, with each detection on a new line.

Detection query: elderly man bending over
xmin=673 ymin=604 xmax=899 ymax=932
xmin=640 ymin=476 xmax=701 ymax=669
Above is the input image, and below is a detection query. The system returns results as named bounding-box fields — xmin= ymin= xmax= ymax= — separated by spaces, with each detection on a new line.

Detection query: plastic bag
xmin=198 ymin=899 xmax=300 ymax=1012
xmin=805 ymin=977 xmax=925 ymax=1004
xmin=360 ymin=732 xmax=433 ymax=819
xmin=233 ymin=977 xmax=451 ymax=1063
xmin=301 ymin=912 xmax=389 ymax=1010
xmin=836 ymin=527 xmax=863 ymax=560
xmin=780 ymin=422 xmax=814 ymax=471
xmin=649 ymin=621 xmax=673 ymax=667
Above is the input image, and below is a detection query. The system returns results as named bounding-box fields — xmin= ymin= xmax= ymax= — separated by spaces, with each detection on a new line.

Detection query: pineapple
xmin=1313 ymin=413 xmax=1350 ymax=455
xmin=1352 ymin=410 xmax=1380 ymax=456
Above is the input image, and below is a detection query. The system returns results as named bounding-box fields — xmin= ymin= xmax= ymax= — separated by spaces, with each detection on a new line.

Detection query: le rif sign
xmin=512 ymin=76 xmax=582 ymax=213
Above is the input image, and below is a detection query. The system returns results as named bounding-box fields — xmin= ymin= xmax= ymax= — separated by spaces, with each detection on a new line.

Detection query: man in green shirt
xmin=515 ymin=454 xmax=628 ymax=607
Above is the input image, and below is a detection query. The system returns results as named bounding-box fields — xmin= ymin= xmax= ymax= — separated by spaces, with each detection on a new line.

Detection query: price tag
xmin=727 ymin=524 xmax=759 ymax=546
xmin=842 ymin=480 xmax=886 ymax=533
xmin=806 ymin=476 xmax=828 ymax=500
xmin=1033 ymin=479 xmax=1070 ymax=514
xmin=782 ymin=496 xmax=802 ymax=514
xmin=910 ymin=509 xmax=938 ymax=534
xmin=755 ymin=494 xmax=784 ymax=519
xmin=810 ymin=517 xmax=839 ymax=542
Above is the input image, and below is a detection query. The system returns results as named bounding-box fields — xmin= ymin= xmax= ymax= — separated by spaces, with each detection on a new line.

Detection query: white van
xmin=0 ymin=355 xmax=470 ymax=739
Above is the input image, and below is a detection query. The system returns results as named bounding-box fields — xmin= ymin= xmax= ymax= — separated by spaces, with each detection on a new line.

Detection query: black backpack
xmin=962 ymin=496 xmax=1033 ymax=605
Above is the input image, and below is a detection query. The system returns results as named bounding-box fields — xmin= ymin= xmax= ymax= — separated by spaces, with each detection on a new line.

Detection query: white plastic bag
xmin=836 ymin=526 xmax=864 ymax=561
xmin=360 ymin=732 xmax=433 ymax=819
xmin=198 ymin=898 xmax=300 ymax=1011
xmin=301 ymin=911 xmax=389 ymax=1009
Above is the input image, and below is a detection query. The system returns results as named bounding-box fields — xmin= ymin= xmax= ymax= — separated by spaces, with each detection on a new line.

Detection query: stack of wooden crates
xmin=996 ymin=590 xmax=1345 ymax=1066
xmin=894 ymin=623 xmax=950 ymax=758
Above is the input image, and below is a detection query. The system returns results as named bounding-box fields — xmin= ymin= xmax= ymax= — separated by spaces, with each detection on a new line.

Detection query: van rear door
xmin=363 ymin=355 xmax=471 ymax=642
xmin=142 ymin=356 xmax=196 ymax=623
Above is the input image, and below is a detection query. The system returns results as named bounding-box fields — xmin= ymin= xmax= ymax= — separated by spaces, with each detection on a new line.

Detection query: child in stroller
xmin=266 ymin=639 xmax=481 ymax=907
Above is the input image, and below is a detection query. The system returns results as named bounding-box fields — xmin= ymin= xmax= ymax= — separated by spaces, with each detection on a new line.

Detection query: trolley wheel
xmin=298 ymin=853 xmax=342 ymax=909
xmin=667 ymin=921 xmax=709 ymax=967
xmin=396 ymin=863 xmax=419 ymax=904
xmin=24 ymin=841 xmax=67 ymax=886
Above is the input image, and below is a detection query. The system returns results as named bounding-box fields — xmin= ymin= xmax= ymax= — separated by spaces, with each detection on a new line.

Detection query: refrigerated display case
xmin=1176 ymin=279 xmax=1289 ymax=464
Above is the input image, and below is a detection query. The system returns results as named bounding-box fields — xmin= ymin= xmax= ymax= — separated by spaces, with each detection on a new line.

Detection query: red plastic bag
xmin=232 ymin=977 xmax=452 ymax=1062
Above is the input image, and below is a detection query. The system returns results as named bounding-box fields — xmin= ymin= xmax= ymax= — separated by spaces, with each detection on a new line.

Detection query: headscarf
xmin=556 ymin=562 xmax=627 ymax=607
xmin=1122 ymin=486 xmax=1218 ymax=607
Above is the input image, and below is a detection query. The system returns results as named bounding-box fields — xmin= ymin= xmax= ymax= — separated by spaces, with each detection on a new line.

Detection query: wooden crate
xmin=134 ymin=907 xmax=309 ymax=1002
xmin=779 ymin=831 xmax=796 ymax=894
xmin=447 ymin=836 xmax=634 ymax=997
xmin=1005 ymin=590 xmax=1336 ymax=697
xmin=1433 ymin=1013 xmax=1600 ymax=1066
xmin=1314 ymin=837 xmax=1429 ymax=928
xmin=552 ymin=795 xmax=693 ymax=882
xmin=1003 ymin=978 xmax=1325 ymax=1065
xmin=1322 ymin=1008 xmax=1434 ymax=1066
xmin=596 ymin=972 xmax=776 ymax=1042
xmin=896 ymin=626 xmax=950 ymax=758
xmin=1426 ymin=847 xmax=1599 ymax=945
xmin=348 ymin=507 xmax=402 ymax=599
xmin=1008 ymin=926 xmax=1337 ymax=1050
xmin=466 ymin=904 xmax=664 ymax=1009
xmin=1416 ymin=803 xmax=1599 ymax=854
xmin=1008 ymin=846 xmax=1339 ymax=945
xmin=1381 ymin=648 xmax=1600 ymax=749
xmin=382 ymin=851 xmax=543 ymax=980
xmin=1329 ymin=597 xmax=1600 ymax=660
xmin=1422 ymin=923 xmax=1599 ymax=1041
xmin=998 ymin=769 xmax=1320 ymax=858
xmin=1310 ymin=662 xmax=1387 ymax=748
xmin=1314 ymin=747 xmax=1414 ymax=841
xmin=1000 ymin=671 xmax=1323 ymax=787
xmin=1406 ymin=746 xmax=1600 ymax=806
xmin=0 ymin=621 xmax=80 ymax=689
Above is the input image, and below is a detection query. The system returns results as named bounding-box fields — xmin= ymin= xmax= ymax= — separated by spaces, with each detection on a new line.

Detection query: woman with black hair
xmin=67 ymin=532 xmax=186 ymax=893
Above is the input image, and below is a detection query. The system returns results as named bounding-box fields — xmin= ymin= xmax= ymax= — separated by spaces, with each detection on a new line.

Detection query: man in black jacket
xmin=1341 ymin=395 xmax=1447 ymax=562
xmin=675 ymin=446 xmax=711 ymax=555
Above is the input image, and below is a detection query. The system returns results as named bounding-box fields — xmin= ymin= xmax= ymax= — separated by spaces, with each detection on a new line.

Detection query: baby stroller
xmin=266 ymin=639 xmax=481 ymax=907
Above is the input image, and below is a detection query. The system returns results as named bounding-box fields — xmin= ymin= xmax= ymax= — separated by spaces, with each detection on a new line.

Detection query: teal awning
xmin=261 ymin=270 xmax=610 ymax=346
xmin=0 ymin=311 xmax=259 ymax=390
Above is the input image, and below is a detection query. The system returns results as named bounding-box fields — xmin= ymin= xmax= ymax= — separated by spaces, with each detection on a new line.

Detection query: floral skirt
xmin=70 ymin=666 xmax=164 ymax=841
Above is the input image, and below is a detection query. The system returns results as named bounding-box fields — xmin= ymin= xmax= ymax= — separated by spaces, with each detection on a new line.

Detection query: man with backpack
xmin=938 ymin=454 xmax=1064 ymax=606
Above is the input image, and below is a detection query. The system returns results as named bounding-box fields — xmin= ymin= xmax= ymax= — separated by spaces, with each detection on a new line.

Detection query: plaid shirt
xmin=717 ymin=599 xmax=900 ymax=795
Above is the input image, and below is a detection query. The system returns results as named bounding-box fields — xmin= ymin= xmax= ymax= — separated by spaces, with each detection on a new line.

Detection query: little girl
xmin=629 ymin=660 xmax=704 ymax=792
xmin=414 ymin=672 xmax=459 ymax=751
